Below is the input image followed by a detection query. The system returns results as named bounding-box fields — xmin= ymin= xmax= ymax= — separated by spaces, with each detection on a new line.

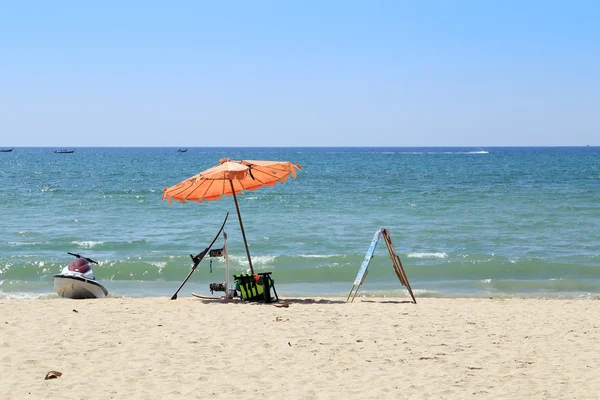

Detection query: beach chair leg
xmin=269 ymin=276 xmax=279 ymax=302
xmin=263 ymin=278 xmax=272 ymax=303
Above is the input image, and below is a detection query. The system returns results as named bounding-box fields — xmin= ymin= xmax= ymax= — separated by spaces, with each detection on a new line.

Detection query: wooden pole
xmin=346 ymin=285 xmax=356 ymax=302
xmin=229 ymin=180 xmax=254 ymax=274
xmin=382 ymin=229 xmax=416 ymax=304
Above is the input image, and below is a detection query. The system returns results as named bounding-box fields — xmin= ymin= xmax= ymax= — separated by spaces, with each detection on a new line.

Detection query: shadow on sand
xmin=359 ymin=299 xmax=415 ymax=304
xmin=189 ymin=296 xmax=346 ymax=305
xmin=189 ymin=296 xmax=415 ymax=305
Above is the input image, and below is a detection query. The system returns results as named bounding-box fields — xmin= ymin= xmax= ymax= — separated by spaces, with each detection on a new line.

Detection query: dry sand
xmin=1 ymin=296 xmax=599 ymax=399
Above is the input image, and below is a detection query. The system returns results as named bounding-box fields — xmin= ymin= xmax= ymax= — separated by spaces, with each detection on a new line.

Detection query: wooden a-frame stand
xmin=347 ymin=228 xmax=416 ymax=304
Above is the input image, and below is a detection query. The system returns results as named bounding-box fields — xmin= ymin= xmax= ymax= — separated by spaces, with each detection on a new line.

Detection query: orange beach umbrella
xmin=162 ymin=158 xmax=301 ymax=274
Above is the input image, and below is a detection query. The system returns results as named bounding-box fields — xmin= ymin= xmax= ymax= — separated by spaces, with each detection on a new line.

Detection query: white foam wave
xmin=411 ymin=288 xmax=440 ymax=296
xmin=0 ymin=292 xmax=50 ymax=300
xmin=71 ymin=241 xmax=105 ymax=248
xmin=227 ymin=254 xmax=276 ymax=265
xmin=420 ymin=151 xmax=489 ymax=155
xmin=296 ymin=254 xmax=340 ymax=259
xmin=315 ymin=263 xmax=345 ymax=269
xmin=407 ymin=252 xmax=448 ymax=259
xmin=228 ymin=254 xmax=340 ymax=262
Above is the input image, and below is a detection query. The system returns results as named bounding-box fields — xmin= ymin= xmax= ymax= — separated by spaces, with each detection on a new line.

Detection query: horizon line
xmin=1 ymin=145 xmax=597 ymax=149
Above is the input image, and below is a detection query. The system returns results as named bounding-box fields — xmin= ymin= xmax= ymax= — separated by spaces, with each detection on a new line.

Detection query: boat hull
xmin=53 ymin=275 xmax=108 ymax=299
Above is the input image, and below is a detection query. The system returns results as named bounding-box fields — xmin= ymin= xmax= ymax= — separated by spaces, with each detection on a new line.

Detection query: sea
xmin=1 ymin=147 xmax=599 ymax=300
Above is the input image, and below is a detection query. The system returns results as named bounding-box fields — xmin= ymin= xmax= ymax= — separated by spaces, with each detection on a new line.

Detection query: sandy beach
xmin=1 ymin=297 xmax=598 ymax=399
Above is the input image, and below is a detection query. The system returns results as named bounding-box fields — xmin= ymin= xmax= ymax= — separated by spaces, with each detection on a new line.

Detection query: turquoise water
xmin=1 ymin=147 xmax=599 ymax=299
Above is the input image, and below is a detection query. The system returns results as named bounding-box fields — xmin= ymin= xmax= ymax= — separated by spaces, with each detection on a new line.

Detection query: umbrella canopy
xmin=162 ymin=158 xmax=301 ymax=274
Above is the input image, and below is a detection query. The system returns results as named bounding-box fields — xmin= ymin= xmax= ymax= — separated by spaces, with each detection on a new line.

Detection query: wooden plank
xmin=382 ymin=229 xmax=416 ymax=304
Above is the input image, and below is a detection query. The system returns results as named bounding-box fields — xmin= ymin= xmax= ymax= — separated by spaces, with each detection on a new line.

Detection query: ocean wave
xmin=295 ymin=254 xmax=343 ymax=259
xmin=0 ymin=292 xmax=50 ymax=300
xmin=71 ymin=241 xmax=105 ymax=248
xmin=227 ymin=254 xmax=276 ymax=265
xmin=148 ymin=261 xmax=167 ymax=271
xmin=407 ymin=252 xmax=448 ymax=259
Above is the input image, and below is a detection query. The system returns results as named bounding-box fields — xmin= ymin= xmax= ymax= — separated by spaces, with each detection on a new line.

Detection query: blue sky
xmin=1 ymin=1 xmax=598 ymax=146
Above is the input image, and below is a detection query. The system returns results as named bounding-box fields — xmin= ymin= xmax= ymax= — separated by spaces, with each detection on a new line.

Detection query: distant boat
xmin=0 ymin=148 xmax=13 ymax=152
xmin=177 ymin=148 xmax=188 ymax=153
xmin=55 ymin=149 xmax=75 ymax=154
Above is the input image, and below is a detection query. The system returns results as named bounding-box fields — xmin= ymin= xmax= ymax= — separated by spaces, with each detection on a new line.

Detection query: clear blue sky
xmin=1 ymin=1 xmax=598 ymax=146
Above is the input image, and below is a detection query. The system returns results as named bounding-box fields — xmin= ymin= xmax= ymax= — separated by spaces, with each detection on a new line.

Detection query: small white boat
xmin=53 ymin=253 xmax=108 ymax=299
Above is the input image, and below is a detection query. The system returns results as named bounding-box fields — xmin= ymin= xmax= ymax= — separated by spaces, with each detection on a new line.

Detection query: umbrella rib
xmin=249 ymin=166 xmax=288 ymax=184
xmin=222 ymin=177 xmax=229 ymax=196
xmin=169 ymin=179 xmax=198 ymax=200
xmin=191 ymin=178 xmax=213 ymax=201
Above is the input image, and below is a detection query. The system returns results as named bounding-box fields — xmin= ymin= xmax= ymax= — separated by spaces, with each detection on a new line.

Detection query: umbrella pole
xmin=229 ymin=180 xmax=255 ymax=274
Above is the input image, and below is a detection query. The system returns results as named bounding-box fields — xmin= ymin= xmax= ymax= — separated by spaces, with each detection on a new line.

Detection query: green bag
xmin=233 ymin=273 xmax=276 ymax=302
